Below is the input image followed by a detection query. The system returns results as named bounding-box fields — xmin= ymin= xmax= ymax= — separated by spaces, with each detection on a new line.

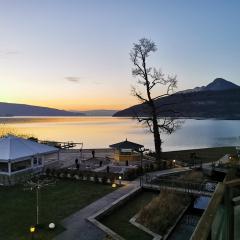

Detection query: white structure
xmin=0 ymin=135 xmax=59 ymax=185
xmin=236 ymin=147 xmax=240 ymax=158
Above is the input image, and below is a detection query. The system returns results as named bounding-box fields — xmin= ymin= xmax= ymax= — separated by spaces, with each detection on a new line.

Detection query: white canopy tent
xmin=0 ymin=135 xmax=59 ymax=176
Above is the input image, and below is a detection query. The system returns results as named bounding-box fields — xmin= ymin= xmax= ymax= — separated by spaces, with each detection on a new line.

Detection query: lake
xmin=0 ymin=117 xmax=239 ymax=151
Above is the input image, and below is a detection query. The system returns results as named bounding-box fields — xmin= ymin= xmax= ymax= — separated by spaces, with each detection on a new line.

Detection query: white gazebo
xmin=0 ymin=135 xmax=59 ymax=185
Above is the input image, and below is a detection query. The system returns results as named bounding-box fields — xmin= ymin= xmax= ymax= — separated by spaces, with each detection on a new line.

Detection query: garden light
xmin=30 ymin=226 xmax=35 ymax=233
xmin=49 ymin=223 xmax=55 ymax=229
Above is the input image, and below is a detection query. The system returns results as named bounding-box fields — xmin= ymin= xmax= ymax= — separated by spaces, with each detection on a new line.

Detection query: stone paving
xmin=54 ymin=167 xmax=188 ymax=240
xmin=59 ymin=149 xmax=114 ymax=168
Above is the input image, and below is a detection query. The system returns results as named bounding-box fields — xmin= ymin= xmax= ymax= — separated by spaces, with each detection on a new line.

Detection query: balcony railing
xmin=190 ymin=176 xmax=240 ymax=240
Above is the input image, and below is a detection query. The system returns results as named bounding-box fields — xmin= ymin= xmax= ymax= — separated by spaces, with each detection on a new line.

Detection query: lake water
xmin=0 ymin=117 xmax=239 ymax=151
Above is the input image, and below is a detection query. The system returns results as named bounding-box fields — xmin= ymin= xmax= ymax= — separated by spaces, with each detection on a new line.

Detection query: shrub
xmin=102 ymin=175 xmax=107 ymax=184
xmin=45 ymin=168 xmax=51 ymax=176
xmin=51 ymin=169 xmax=56 ymax=176
xmin=178 ymin=170 xmax=204 ymax=183
xmin=150 ymin=163 xmax=154 ymax=171
xmin=125 ymin=168 xmax=137 ymax=180
xmin=94 ymin=174 xmax=99 ymax=183
xmin=78 ymin=172 xmax=83 ymax=180
xmin=110 ymin=176 xmax=115 ymax=184
xmin=137 ymin=190 xmax=190 ymax=235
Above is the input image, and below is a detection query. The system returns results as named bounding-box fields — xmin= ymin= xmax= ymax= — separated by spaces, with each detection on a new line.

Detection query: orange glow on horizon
xmin=2 ymin=98 xmax=135 ymax=111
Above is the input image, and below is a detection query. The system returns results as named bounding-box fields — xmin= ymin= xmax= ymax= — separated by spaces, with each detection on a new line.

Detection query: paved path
xmin=54 ymin=167 xmax=188 ymax=240
xmin=146 ymin=167 xmax=190 ymax=178
xmin=54 ymin=180 xmax=139 ymax=240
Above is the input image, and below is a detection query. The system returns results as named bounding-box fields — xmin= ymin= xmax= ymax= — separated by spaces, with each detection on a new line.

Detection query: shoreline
xmin=0 ymin=115 xmax=240 ymax=120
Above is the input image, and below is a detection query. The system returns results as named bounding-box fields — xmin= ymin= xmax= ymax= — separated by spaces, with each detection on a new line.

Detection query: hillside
xmin=79 ymin=110 xmax=117 ymax=116
xmin=0 ymin=102 xmax=85 ymax=116
xmin=113 ymin=79 xmax=240 ymax=119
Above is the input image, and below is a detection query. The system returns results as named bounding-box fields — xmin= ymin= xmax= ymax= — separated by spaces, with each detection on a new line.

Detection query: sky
xmin=0 ymin=0 xmax=240 ymax=111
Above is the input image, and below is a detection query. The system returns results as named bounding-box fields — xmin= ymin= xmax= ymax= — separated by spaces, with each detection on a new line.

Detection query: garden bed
xmin=100 ymin=189 xmax=158 ymax=240
xmin=136 ymin=190 xmax=192 ymax=236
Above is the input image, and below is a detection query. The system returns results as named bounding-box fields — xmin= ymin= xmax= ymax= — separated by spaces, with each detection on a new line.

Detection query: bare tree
xmin=130 ymin=38 xmax=179 ymax=164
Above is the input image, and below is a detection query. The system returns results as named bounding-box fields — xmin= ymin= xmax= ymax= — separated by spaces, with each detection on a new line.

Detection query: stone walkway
xmin=54 ymin=167 xmax=188 ymax=240
xmin=54 ymin=180 xmax=139 ymax=240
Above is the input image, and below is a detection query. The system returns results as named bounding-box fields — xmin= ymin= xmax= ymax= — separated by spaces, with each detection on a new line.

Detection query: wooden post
xmin=8 ymin=162 xmax=11 ymax=175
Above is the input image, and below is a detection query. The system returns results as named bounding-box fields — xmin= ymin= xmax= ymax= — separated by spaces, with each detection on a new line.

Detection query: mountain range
xmin=0 ymin=102 xmax=117 ymax=117
xmin=1 ymin=78 xmax=239 ymax=118
xmin=113 ymin=78 xmax=240 ymax=119
xmin=0 ymin=102 xmax=85 ymax=116
xmin=80 ymin=110 xmax=117 ymax=116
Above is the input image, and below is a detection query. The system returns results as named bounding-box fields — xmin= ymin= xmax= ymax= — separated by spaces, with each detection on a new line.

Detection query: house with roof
xmin=0 ymin=135 xmax=59 ymax=185
xmin=109 ymin=139 xmax=144 ymax=162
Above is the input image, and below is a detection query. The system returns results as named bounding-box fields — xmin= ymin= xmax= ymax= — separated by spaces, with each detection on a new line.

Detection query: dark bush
xmin=45 ymin=168 xmax=51 ymax=176
xmin=125 ymin=168 xmax=138 ymax=180
xmin=94 ymin=174 xmax=99 ymax=183
xmin=102 ymin=175 xmax=107 ymax=184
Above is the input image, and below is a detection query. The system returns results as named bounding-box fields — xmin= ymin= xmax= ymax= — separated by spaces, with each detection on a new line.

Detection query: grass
xmin=162 ymin=146 xmax=236 ymax=164
xmin=137 ymin=190 xmax=191 ymax=235
xmin=0 ymin=180 xmax=114 ymax=240
xmin=101 ymin=190 xmax=158 ymax=240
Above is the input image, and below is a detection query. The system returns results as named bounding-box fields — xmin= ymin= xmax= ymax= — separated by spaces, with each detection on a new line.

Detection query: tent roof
xmin=0 ymin=135 xmax=58 ymax=161
xmin=109 ymin=139 xmax=144 ymax=150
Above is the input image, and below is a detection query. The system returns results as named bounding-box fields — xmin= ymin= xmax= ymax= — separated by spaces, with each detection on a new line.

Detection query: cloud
xmin=0 ymin=50 xmax=20 ymax=58
xmin=4 ymin=50 xmax=20 ymax=55
xmin=65 ymin=76 xmax=81 ymax=83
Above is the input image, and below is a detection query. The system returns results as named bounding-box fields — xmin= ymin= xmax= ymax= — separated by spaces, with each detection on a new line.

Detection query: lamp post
xmin=118 ymin=175 xmax=122 ymax=186
xmin=173 ymin=159 xmax=176 ymax=167
xmin=138 ymin=148 xmax=149 ymax=187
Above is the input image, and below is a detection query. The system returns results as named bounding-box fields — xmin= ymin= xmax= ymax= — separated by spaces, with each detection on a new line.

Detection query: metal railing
xmin=143 ymin=175 xmax=217 ymax=196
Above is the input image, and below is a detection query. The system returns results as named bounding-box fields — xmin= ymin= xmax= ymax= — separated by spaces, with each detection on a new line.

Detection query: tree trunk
xmin=152 ymin=112 xmax=162 ymax=164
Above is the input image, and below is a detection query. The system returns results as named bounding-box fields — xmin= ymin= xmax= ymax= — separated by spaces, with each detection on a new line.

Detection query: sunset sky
xmin=0 ymin=0 xmax=240 ymax=111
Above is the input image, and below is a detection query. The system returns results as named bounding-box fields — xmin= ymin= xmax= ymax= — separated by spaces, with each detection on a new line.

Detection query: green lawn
xmin=101 ymin=190 xmax=158 ymax=240
xmin=0 ymin=180 xmax=114 ymax=240
xmin=162 ymin=146 xmax=236 ymax=164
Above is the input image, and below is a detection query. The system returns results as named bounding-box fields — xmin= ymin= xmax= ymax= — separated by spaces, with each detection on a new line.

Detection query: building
xmin=109 ymin=139 xmax=144 ymax=162
xmin=0 ymin=135 xmax=59 ymax=185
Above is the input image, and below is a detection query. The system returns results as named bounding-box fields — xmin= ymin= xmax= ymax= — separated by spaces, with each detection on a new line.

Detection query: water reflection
xmin=0 ymin=117 xmax=239 ymax=151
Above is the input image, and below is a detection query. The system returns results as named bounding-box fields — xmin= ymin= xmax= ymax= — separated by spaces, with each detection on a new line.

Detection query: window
xmin=11 ymin=159 xmax=31 ymax=172
xmin=33 ymin=157 xmax=38 ymax=165
xmin=0 ymin=162 xmax=8 ymax=172
xmin=38 ymin=157 xmax=42 ymax=165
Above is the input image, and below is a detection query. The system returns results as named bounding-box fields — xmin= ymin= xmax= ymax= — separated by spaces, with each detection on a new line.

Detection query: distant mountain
xmin=0 ymin=102 xmax=85 ymax=116
xmin=178 ymin=78 xmax=239 ymax=94
xmin=204 ymin=78 xmax=239 ymax=91
xmin=80 ymin=110 xmax=118 ymax=116
xmin=113 ymin=79 xmax=240 ymax=119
